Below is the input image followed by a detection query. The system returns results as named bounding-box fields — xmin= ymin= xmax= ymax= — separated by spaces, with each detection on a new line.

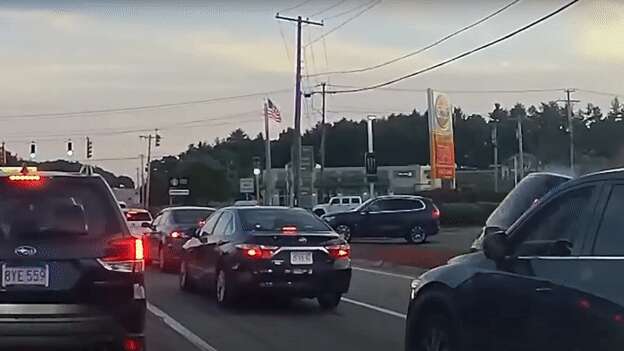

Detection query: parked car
xmin=146 ymin=206 xmax=215 ymax=272
xmin=0 ymin=169 xmax=145 ymax=350
xmin=322 ymin=195 xmax=440 ymax=243
xmin=123 ymin=208 xmax=153 ymax=237
xmin=179 ymin=206 xmax=351 ymax=309
xmin=469 ymin=172 xmax=572 ymax=252
xmin=313 ymin=196 xmax=362 ymax=217
xmin=405 ymin=168 xmax=624 ymax=351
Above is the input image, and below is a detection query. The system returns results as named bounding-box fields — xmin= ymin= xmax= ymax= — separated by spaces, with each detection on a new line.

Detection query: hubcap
xmin=217 ymin=271 xmax=226 ymax=302
xmin=410 ymin=226 xmax=425 ymax=242
xmin=422 ymin=325 xmax=449 ymax=351
xmin=337 ymin=225 xmax=351 ymax=240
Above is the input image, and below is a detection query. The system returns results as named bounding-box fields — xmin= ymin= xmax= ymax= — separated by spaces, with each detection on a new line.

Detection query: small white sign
xmin=239 ymin=178 xmax=254 ymax=194
xmin=169 ymin=189 xmax=190 ymax=196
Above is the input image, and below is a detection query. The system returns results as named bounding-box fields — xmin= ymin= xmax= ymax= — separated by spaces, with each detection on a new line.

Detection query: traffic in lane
xmin=145 ymin=263 xmax=411 ymax=351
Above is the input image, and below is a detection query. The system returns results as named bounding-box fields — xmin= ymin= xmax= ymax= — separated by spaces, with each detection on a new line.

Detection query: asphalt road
xmin=145 ymin=263 xmax=424 ymax=351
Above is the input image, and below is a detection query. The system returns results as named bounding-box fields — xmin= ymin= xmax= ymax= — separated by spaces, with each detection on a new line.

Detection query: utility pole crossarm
xmin=275 ymin=14 xmax=323 ymax=26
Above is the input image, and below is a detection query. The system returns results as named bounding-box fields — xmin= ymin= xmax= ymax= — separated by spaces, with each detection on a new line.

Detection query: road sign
xmin=239 ymin=178 xmax=254 ymax=193
xmin=169 ymin=189 xmax=190 ymax=196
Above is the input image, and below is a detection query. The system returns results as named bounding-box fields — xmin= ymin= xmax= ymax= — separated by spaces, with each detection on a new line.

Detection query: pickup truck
xmin=313 ymin=196 xmax=363 ymax=217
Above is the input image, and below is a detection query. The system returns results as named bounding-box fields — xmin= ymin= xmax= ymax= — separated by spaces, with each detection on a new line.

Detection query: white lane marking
xmin=147 ymin=302 xmax=218 ymax=351
xmin=341 ymin=297 xmax=407 ymax=320
xmin=352 ymin=266 xmax=416 ymax=280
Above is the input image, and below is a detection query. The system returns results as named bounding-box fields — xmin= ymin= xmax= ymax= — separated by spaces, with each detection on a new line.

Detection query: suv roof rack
xmin=79 ymin=164 xmax=95 ymax=175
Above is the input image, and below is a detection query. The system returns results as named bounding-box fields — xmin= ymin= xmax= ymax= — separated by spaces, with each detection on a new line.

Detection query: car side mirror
xmin=199 ymin=235 xmax=208 ymax=244
xmin=141 ymin=222 xmax=151 ymax=228
xmin=549 ymin=239 xmax=573 ymax=256
xmin=483 ymin=231 xmax=509 ymax=262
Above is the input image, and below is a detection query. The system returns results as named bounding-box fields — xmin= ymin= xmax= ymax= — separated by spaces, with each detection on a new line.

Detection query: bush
xmin=438 ymin=202 xmax=497 ymax=226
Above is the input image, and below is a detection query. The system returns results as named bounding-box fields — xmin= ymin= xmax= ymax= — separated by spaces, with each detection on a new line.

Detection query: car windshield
xmin=124 ymin=211 xmax=152 ymax=222
xmin=0 ymin=176 xmax=123 ymax=240
xmin=239 ymin=208 xmax=331 ymax=232
xmin=172 ymin=209 xmax=214 ymax=224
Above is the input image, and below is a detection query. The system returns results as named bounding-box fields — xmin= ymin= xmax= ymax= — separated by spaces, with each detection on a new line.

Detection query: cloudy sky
xmin=0 ymin=0 xmax=621 ymax=180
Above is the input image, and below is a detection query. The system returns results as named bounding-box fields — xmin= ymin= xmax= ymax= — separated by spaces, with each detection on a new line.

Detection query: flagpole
xmin=264 ymin=100 xmax=273 ymax=206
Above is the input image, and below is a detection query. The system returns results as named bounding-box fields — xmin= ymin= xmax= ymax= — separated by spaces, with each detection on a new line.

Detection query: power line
xmin=278 ymin=22 xmax=292 ymax=63
xmin=277 ymin=0 xmax=315 ymax=14
xmin=305 ymin=0 xmax=381 ymax=48
xmin=328 ymin=0 xmax=579 ymax=95
xmin=327 ymin=84 xmax=563 ymax=94
xmin=576 ymin=89 xmax=623 ymax=97
xmin=0 ymin=89 xmax=289 ymax=120
xmin=311 ymin=0 xmax=348 ymax=17
xmin=322 ymin=0 xmax=375 ymax=20
xmin=308 ymin=0 xmax=522 ymax=77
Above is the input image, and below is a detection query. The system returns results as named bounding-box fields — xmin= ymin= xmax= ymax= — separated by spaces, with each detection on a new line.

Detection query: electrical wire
xmin=576 ymin=89 xmax=623 ymax=97
xmin=328 ymin=0 xmax=579 ymax=95
xmin=311 ymin=0 xmax=348 ymax=17
xmin=0 ymin=89 xmax=289 ymax=120
xmin=278 ymin=22 xmax=292 ymax=63
xmin=328 ymin=84 xmax=564 ymax=94
xmin=308 ymin=0 xmax=522 ymax=77
xmin=322 ymin=0 xmax=375 ymax=20
xmin=277 ymin=0 xmax=315 ymax=14
xmin=305 ymin=0 xmax=381 ymax=48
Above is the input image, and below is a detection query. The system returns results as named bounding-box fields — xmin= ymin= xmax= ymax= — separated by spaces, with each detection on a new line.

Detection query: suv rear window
xmin=0 ymin=176 xmax=124 ymax=240
xmin=239 ymin=208 xmax=331 ymax=232
xmin=172 ymin=209 xmax=214 ymax=224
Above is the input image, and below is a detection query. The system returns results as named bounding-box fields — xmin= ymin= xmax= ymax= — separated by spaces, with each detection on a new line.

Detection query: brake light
xmin=432 ymin=206 xmax=440 ymax=220
xmin=326 ymin=244 xmax=350 ymax=259
xmin=9 ymin=174 xmax=41 ymax=181
xmin=98 ymin=237 xmax=144 ymax=273
xmin=281 ymin=226 xmax=298 ymax=235
xmin=236 ymin=244 xmax=278 ymax=260
xmin=170 ymin=231 xmax=182 ymax=238
xmin=123 ymin=337 xmax=144 ymax=351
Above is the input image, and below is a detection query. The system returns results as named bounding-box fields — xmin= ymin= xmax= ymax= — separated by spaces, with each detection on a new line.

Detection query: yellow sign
xmin=427 ymin=89 xmax=455 ymax=180
xmin=0 ymin=167 xmax=38 ymax=175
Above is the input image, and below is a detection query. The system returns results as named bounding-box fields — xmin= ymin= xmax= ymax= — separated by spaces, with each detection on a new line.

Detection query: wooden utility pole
xmin=275 ymin=14 xmax=323 ymax=207
xmin=557 ymin=89 xmax=580 ymax=173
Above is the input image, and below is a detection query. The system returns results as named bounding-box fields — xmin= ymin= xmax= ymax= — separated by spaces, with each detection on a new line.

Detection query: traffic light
xmin=86 ymin=137 xmax=93 ymax=159
xmin=29 ymin=142 xmax=36 ymax=159
xmin=66 ymin=140 xmax=73 ymax=157
xmin=252 ymin=156 xmax=261 ymax=172
xmin=365 ymin=152 xmax=377 ymax=181
xmin=155 ymin=132 xmax=161 ymax=147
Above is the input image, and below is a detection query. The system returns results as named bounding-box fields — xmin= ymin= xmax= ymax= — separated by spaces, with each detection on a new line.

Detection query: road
xmin=145 ymin=264 xmax=424 ymax=351
xmin=145 ymin=226 xmax=474 ymax=351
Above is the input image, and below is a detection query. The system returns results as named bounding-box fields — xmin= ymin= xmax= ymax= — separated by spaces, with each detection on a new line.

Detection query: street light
xmin=366 ymin=115 xmax=376 ymax=198
xmin=253 ymin=167 xmax=261 ymax=203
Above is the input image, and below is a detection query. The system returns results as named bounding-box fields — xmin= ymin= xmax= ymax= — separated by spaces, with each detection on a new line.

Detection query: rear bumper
xmin=0 ymin=302 xmax=145 ymax=348
xmin=232 ymin=266 xmax=352 ymax=297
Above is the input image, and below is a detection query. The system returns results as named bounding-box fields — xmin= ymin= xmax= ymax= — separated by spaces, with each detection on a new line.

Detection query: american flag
xmin=264 ymin=98 xmax=282 ymax=123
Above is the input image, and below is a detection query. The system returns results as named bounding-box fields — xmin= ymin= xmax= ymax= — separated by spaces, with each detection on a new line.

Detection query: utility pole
xmin=139 ymin=154 xmax=145 ymax=205
xmin=557 ymin=89 xmax=580 ymax=173
xmin=491 ymin=124 xmax=499 ymax=192
xmin=263 ymin=101 xmax=273 ymax=205
xmin=0 ymin=141 xmax=6 ymax=165
xmin=320 ymin=82 xmax=327 ymax=202
xmin=140 ymin=135 xmax=153 ymax=209
xmin=275 ymin=13 xmax=323 ymax=207
xmin=517 ymin=112 xmax=524 ymax=179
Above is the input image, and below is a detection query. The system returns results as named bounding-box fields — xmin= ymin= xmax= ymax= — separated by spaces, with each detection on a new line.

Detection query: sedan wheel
xmin=159 ymin=248 xmax=168 ymax=272
xmin=336 ymin=224 xmax=352 ymax=242
xmin=417 ymin=314 xmax=453 ymax=351
xmin=407 ymin=225 xmax=427 ymax=244
xmin=216 ymin=269 xmax=238 ymax=306
xmin=179 ymin=261 xmax=193 ymax=292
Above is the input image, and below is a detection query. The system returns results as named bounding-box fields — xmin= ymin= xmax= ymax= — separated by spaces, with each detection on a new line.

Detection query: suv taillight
xmin=326 ymin=244 xmax=350 ymax=259
xmin=432 ymin=206 xmax=440 ymax=220
xmin=98 ymin=238 xmax=144 ymax=273
xmin=236 ymin=244 xmax=278 ymax=260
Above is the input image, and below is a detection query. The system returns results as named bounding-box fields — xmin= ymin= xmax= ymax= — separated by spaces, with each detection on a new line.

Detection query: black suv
xmin=405 ymin=169 xmax=624 ymax=351
xmin=323 ymin=195 xmax=440 ymax=243
xmin=0 ymin=171 xmax=145 ymax=350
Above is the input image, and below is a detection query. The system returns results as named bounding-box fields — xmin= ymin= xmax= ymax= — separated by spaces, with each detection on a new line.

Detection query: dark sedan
xmin=405 ymin=168 xmax=624 ymax=351
xmin=322 ymin=195 xmax=440 ymax=243
xmin=179 ymin=207 xmax=351 ymax=309
xmin=146 ymin=206 xmax=215 ymax=272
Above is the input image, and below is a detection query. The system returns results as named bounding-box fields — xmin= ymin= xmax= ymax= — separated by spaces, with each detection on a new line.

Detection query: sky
xmin=0 ymin=0 xmax=621 ymax=181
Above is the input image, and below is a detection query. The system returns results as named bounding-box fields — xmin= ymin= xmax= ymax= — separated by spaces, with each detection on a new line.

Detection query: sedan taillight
xmin=236 ymin=244 xmax=279 ymax=260
xmin=326 ymin=244 xmax=350 ymax=259
xmin=98 ymin=238 xmax=144 ymax=273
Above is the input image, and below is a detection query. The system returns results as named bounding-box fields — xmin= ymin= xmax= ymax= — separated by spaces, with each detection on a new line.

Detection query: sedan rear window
xmin=0 ymin=176 xmax=123 ymax=240
xmin=172 ymin=209 xmax=214 ymax=224
xmin=239 ymin=208 xmax=331 ymax=232
xmin=125 ymin=211 xmax=152 ymax=222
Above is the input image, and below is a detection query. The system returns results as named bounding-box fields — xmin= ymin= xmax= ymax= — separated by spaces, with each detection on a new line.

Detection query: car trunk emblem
xmin=298 ymin=237 xmax=307 ymax=243
xmin=14 ymin=246 xmax=37 ymax=257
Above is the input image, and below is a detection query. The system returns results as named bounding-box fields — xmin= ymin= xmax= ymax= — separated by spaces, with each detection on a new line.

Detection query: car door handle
xmin=535 ymin=287 xmax=553 ymax=293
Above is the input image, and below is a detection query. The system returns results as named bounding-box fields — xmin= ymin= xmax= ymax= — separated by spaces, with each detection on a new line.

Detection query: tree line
xmin=147 ymin=98 xmax=624 ymax=206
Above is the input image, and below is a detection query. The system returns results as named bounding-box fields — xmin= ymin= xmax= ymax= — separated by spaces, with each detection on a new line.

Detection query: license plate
xmin=2 ymin=265 xmax=49 ymax=287
xmin=290 ymin=252 xmax=313 ymax=265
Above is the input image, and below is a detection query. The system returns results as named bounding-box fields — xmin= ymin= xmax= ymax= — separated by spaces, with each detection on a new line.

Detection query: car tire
xmin=406 ymin=225 xmax=427 ymax=244
xmin=215 ymin=269 xmax=238 ymax=307
xmin=317 ymin=292 xmax=341 ymax=310
xmin=159 ymin=247 xmax=172 ymax=273
xmin=179 ymin=260 xmax=194 ymax=292
xmin=335 ymin=224 xmax=353 ymax=242
xmin=408 ymin=312 xmax=457 ymax=351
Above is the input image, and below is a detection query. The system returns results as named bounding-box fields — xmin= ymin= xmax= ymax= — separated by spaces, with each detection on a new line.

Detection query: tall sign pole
xmin=263 ymin=101 xmax=272 ymax=205
xmin=275 ymin=14 xmax=323 ymax=207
